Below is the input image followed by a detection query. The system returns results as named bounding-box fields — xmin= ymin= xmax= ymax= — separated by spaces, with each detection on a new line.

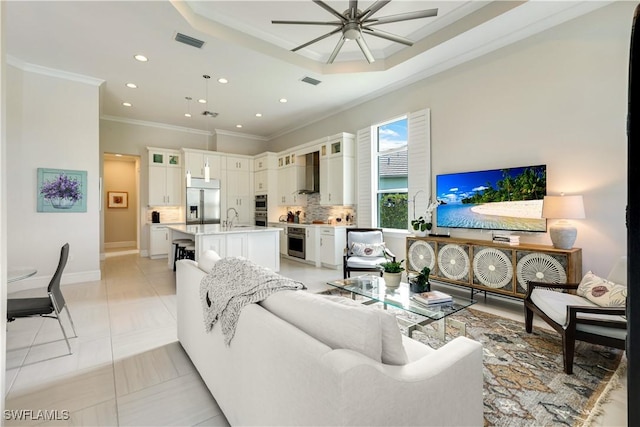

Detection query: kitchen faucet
xmin=226 ymin=207 xmax=239 ymax=227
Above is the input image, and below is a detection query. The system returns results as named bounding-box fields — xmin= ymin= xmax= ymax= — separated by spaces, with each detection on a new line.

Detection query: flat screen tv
xmin=435 ymin=164 xmax=547 ymax=233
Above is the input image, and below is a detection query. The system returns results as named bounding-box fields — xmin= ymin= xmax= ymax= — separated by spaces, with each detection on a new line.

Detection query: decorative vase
xmin=50 ymin=198 xmax=76 ymax=209
xmin=383 ymin=271 xmax=402 ymax=289
xmin=410 ymin=280 xmax=430 ymax=293
xmin=414 ymin=229 xmax=428 ymax=237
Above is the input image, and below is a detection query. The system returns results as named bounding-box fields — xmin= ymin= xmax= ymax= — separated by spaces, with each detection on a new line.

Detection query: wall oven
xmin=255 ymin=211 xmax=267 ymax=227
xmin=255 ymin=194 xmax=267 ymax=211
xmin=287 ymin=227 xmax=305 ymax=259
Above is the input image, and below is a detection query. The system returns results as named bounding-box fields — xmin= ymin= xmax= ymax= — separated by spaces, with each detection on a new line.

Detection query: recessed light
xmin=279 ymin=98 xmax=288 ymax=103
xmin=126 ymin=83 xmax=137 ymax=89
xmin=218 ymin=78 xmax=228 ymax=84
xmin=134 ymin=54 xmax=148 ymax=62
xmin=185 ymin=113 xmax=192 ymax=118
xmin=255 ymin=113 xmax=262 ymax=117
xmin=198 ymin=99 xmax=207 ymax=104
xmin=122 ymin=102 xmax=132 ymax=107
xmin=115 ymin=154 xmax=123 ymax=157
xmin=236 ymin=124 xmax=243 ymax=128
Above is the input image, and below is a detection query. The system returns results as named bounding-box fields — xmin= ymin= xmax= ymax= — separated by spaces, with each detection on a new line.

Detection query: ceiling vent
xmin=301 ymin=76 xmax=322 ymax=86
xmin=175 ymin=32 xmax=205 ymax=49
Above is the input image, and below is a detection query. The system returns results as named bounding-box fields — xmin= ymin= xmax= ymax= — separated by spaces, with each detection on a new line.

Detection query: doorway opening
xmin=103 ymin=153 xmax=140 ymax=258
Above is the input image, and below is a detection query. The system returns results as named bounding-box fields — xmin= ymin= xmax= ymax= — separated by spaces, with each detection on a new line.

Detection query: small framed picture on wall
xmin=107 ymin=191 xmax=128 ymax=208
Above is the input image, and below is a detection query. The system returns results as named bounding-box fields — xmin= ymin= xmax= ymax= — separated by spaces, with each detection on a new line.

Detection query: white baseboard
xmin=140 ymin=249 xmax=149 ymax=257
xmin=8 ymin=270 xmax=102 ymax=294
xmin=104 ymin=241 xmax=136 ymax=249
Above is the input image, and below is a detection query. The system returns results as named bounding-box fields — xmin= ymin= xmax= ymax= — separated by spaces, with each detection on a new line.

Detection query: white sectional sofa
xmin=176 ymin=257 xmax=484 ymax=426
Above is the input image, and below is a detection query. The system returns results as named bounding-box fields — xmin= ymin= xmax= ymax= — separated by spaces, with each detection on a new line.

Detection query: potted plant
xmin=380 ymin=259 xmax=405 ymax=289
xmin=409 ymin=266 xmax=431 ymax=293
xmin=410 ymin=217 xmax=432 ymax=237
xmin=411 ymin=200 xmax=440 ymax=237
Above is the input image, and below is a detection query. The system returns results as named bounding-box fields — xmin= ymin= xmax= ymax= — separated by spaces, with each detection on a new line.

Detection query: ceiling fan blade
xmin=313 ymin=0 xmax=348 ymax=21
xmin=272 ymin=20 xmax=342 ymax=26
xmin=348 ymin=0 xmax=358 ymax=19
xmin=327 ymin=36 xmax=346 ymax=64
xmin=291 ymin=27 xmax=343 ymax=52
xmin=364 ymin=9 xmax=438 ymax=26
xmin=361 ymin=27 xmax=413 ymax=46
xmin=356 ymin=34 xmax=375 ymax=64
xmin=358 ymin=0 xmax=391 ymax=21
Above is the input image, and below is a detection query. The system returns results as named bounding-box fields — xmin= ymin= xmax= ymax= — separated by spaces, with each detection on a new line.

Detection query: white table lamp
xmin=542 ymin=195 xmax=586 ymax=249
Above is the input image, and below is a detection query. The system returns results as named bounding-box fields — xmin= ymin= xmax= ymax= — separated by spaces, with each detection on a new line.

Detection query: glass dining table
xmin=7 ymin=268 xmax=38 ymax=283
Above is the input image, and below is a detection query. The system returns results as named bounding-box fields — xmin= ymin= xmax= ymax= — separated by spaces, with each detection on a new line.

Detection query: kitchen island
xmin=167 ymin=224 xmax=280 ymax=272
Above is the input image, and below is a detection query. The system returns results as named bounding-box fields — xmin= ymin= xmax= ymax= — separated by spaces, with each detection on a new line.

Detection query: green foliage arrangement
xmin=380 ymin=259 xmax=405 ymax=273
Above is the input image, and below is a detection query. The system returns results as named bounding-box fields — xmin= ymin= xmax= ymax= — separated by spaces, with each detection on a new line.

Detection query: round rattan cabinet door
xmin=408 ymin=240 xmax=436 ymax=272
xmin=437 ymin=244 xmax=470 ymax=281
xmin=516 ymin=252 xmax=567 ymax=291
xmin=473 ymin=248 xmax=513 ymax=289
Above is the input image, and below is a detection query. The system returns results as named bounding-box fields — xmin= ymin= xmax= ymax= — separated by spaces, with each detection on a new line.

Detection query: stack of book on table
xmin=492 ymin=234 xmax=520 ymax=245
xmin=412 ymin=290 xmax=453 ymax=306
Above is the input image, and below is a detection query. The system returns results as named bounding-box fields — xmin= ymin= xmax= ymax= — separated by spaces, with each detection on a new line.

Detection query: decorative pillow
xmin=350 ymin=242 xmax=386 ymax=257
xmin=261 ymin=290 xmax=383 ymax=362
xmin=577 ymin=271 xmax=627 ymax=307
xmin=321 ymin=295 xmax=409 ymax=365
xmin=198 ymin=250 xmax=222 ymax=273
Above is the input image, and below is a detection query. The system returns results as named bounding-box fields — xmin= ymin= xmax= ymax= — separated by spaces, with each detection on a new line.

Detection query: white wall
xmin=214 ymin=129 xmax=269 ymax=156
xmin=1 ymin=0 xmax=7 ymax=413
xmin=6 ymin=65 xmax=101 ymax=289
xmin=268 ymin=2 xmax=634 ymax=276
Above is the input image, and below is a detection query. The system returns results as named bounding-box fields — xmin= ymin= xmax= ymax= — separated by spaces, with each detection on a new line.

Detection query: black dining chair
xmin=7 ymin=243 xmax=78 ymax=354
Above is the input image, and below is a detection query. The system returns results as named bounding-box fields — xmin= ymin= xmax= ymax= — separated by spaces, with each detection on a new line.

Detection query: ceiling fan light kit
xmin=272 ymin=0 xmax=438 ymax=64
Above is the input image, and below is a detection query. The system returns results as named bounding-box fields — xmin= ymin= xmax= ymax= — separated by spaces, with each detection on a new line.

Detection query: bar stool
xmin=184 ymin=244 xmax=196 ymax=261
xmin=173 ymin=238 xmax=194 ymax=271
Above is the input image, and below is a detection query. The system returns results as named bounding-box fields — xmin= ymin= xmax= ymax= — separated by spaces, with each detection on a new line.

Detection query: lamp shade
xmin=542 ymin=195 xmax=585 ymax=219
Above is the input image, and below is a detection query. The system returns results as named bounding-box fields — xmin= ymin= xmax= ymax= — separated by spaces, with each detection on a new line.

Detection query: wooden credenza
xmin=406 ymin=236 xmax=582 ymax=299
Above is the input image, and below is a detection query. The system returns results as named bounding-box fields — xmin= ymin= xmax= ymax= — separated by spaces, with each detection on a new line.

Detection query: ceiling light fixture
xmin=204 ymin=157 xmax=211 ymax=183
xmin=122 ymin=102 xmax=132 ymax=107
xmin=198 ymin=99 xmax=207 ymax=104
xmin=133 ymin=54 xmax=148 ymax=62
xmin=126 ymin=83 xmax=137 ymax=89
xmin=255 ymin=113 xmax=262 ymax=117
xmin=279 ymin=98 xmax=288 ymax=103
xmin=201 ymin=74 xmax=219 ymax=118
xmin=218 ymin=78 xmax=228 ymax=84
xmin=184 ymin=97 xmax=192 ymax=118
xmin=236 ymin=124 xmax=243 ymax=128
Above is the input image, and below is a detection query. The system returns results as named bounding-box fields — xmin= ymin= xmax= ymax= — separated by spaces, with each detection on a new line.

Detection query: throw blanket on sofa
xmin=200 ymin=257 xmax=305 ymax=345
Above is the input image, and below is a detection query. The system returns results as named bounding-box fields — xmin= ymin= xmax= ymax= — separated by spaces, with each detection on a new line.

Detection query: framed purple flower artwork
xmin=37 ymin=168 xmax=88 ymax=213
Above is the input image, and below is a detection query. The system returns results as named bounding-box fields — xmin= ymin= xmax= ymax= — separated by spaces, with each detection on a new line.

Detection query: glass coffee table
xmin=327 ymin=275 xmax=476 ymax=340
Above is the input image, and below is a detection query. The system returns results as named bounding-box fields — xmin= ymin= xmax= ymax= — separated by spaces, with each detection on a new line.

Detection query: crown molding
xmin=101 ymin=115 xmax=213 ymax=136
xmin=213 ymin=128 xmax=269 ymax=141
xmin=7 ymin=55 xmax=104 ymax=86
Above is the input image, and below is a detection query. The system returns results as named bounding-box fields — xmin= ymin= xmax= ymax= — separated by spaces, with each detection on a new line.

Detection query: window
xmin=374 ymin=117 xmax=408 ymax=230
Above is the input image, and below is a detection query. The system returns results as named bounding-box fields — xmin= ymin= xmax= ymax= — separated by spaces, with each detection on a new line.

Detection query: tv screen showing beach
xmin=436 ymin=165 xmax=547 ymax=232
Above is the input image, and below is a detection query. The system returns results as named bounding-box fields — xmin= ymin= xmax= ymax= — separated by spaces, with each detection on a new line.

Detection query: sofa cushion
xmin=260 ymin=290 xmax=383 ymax=362
xmin=346 ymin=256 xmax=387 ymax=269
xmin=198 ymin=250 xmax=222 ymax=273
xmin=320 ymin=295 xmax=409 ymax=365
xmin=576 ymin=271 xmax=627 ymax=307
xmin=350 ymin=242 xmax=386 ymax=257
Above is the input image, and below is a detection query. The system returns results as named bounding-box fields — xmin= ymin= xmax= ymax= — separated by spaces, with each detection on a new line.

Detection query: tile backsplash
xmin=285 ymin=193 xmax=355 ymax=224
xmin=146 ymin=206 xmax=183 ymax=223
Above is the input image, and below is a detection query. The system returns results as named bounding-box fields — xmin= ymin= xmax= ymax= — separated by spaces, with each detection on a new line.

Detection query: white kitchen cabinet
xmin=226 ymin=233 xmax=248 ymax=257
xmin=193 ymin=230 xmax=280 ymax=272
xmin=184 ymin=149 xmax=221 ymax=180
xmin=148 ymin=147 xmax=182 ymax=206
xmin=319 ymin=227 xmax=346 ymax=269
xmin=254 ymin=170 xmax=268 ymax=193
xmin=149 ymin=225 xmax=171 ymax=259
xmin=277 ymin=153 xmax=305 ymax=206
xmin=224 ymin=155 xmax=253 ymax=224
xmin=319 ymin=137 xmax=355 ymax=206
xmin=305 ymin=227 xmax=318 ymax=262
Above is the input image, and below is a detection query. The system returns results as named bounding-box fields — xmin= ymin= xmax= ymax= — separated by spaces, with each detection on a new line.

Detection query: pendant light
xmin=184 ymin=96 xmax=192 ymax=118
xmin=186 ymin=170 xmax=192 ymax=187
xmin=204 ymin=157 xmax=210 ymax=182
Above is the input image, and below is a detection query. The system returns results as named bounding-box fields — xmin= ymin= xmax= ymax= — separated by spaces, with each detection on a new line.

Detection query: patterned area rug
xmin=319 ymin=291 xmax=623 ymax=426
xmin=406 ymin=308 xmax=623 ymax=427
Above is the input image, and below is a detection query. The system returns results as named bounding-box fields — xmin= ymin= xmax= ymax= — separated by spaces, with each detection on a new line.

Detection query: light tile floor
xmin=4 ymin=255 xmax=627 ymax=426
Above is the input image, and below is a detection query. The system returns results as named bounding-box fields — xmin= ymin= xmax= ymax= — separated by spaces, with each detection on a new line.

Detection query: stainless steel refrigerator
xmin=186 ymin=178 xmax=221 ymax=224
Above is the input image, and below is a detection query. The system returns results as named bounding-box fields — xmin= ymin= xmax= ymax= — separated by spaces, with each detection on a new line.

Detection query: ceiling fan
xmin=272 ymin=0 xmax=438 ymax=64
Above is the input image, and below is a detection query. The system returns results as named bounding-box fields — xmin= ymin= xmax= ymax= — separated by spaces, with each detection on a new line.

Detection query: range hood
xmin=298 ymin=151 xmax=319 ymax=194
